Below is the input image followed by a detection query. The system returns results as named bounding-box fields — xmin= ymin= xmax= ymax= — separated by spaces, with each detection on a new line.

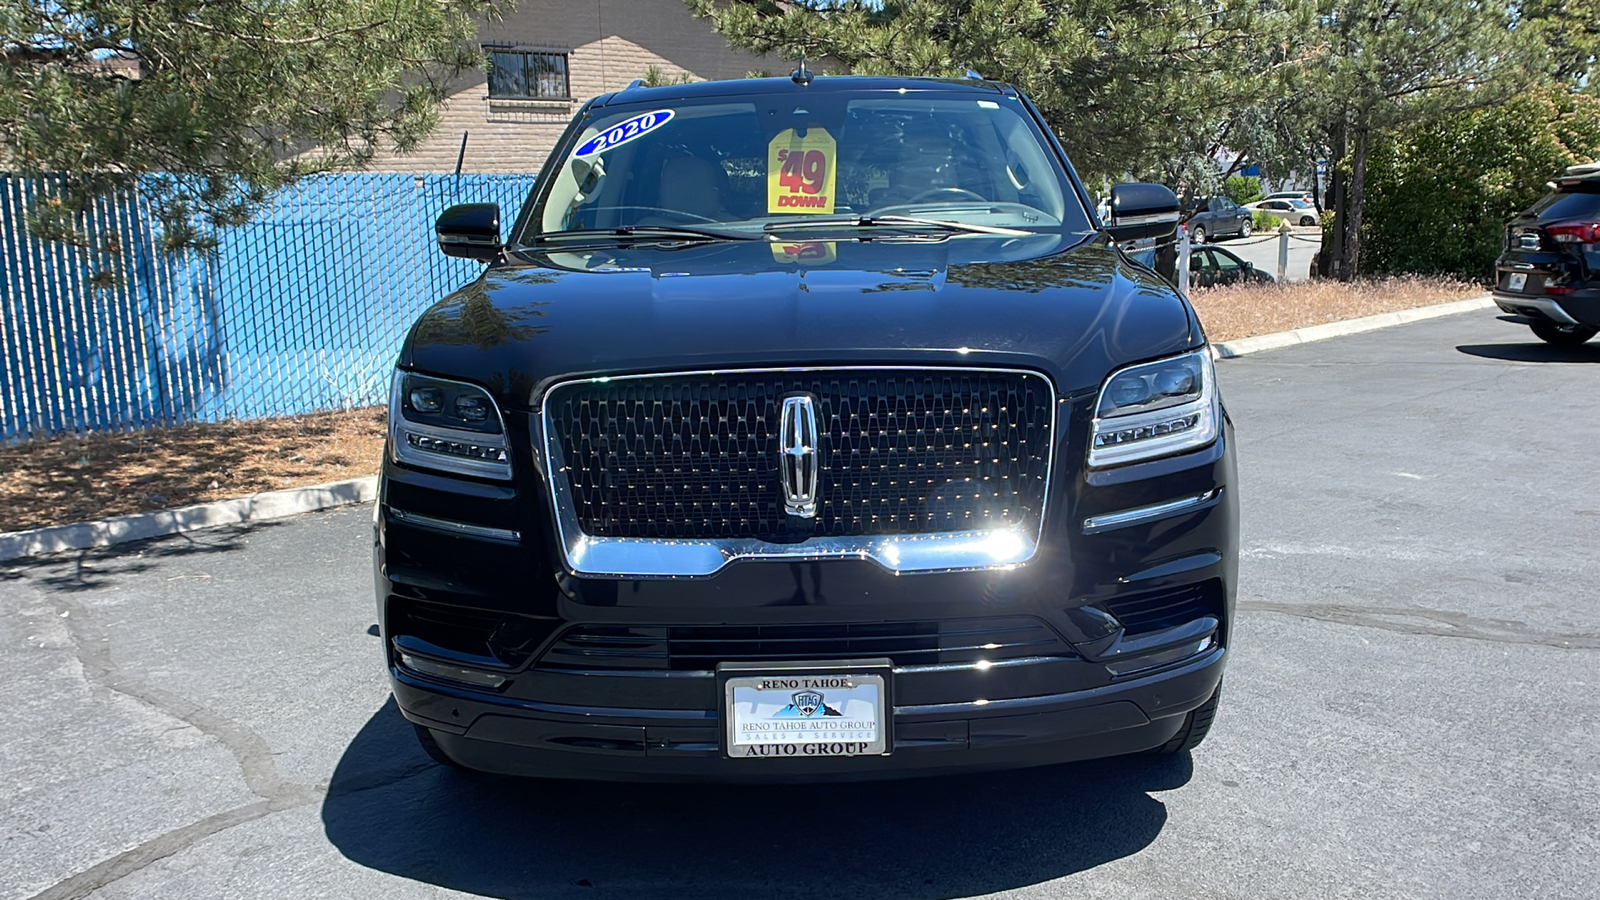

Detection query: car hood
xmin=402 ymin=232 xmax=1201 ymax=408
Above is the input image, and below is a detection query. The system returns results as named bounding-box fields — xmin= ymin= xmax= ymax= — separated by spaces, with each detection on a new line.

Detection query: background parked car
xmin=1262 ymin=190 xmax=1315 ymax=205
xmin=1491 ymin=164 xmax=1600 ymax=345
xmin=1183 ymin=195 xmax=1252 ymax=243
xmin=1246 ymin=198 xmax=1320 ymax=226
xmin=1189 ymin=243 xmax=1276 ymax=287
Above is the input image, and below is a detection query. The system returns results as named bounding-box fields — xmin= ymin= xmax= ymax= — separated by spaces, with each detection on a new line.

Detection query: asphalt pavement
xmin=3 ymin=311 xmax=1598 ymax=900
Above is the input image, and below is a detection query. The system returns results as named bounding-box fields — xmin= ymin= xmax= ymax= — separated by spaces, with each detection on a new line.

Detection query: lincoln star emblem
xmin=779 ymin=394 xmax=820 ymax=518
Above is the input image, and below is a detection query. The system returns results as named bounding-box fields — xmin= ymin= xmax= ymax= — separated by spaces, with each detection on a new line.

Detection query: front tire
xmin=1530 ymin=322 xmax=1598 ymax=346
xmin=1150 ymin=684 xmax=1221 ymax=755
xmin=1300 ymin=216 xmax=1315 ymax=226
xmin=1238 ymin=219 xmax=1252 ymax=238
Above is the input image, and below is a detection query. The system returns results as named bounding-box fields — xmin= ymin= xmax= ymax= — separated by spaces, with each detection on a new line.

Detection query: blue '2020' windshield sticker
xmin=573 ymin=109 xmax=675 ymax=158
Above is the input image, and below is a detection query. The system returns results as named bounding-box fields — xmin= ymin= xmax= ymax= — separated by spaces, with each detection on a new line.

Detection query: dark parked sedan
xmin=376 ymin=73 xmax=1237 ymax=781
xmin=1493 ymin=166 xmax=1600 ymax=345
xmin=1190 ymin=244 xmax=1276 ymax=287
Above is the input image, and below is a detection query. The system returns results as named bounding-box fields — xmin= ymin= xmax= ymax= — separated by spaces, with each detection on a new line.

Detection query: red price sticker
xmin=767 ymin=128 xmax=837 ymax=214
xmin=770 ymin=241 xmax=837 ymax=265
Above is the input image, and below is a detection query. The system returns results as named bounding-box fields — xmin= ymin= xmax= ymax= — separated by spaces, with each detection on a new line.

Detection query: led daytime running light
xmin=405 ymin=432 xmax=510 ymax=463
xmin=1093 ymin=413 xmax=1201 ymax=448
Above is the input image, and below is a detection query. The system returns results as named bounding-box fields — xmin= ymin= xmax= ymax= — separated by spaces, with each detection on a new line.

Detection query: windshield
xmin=524 ymin=90 xmax=1085 ymax=241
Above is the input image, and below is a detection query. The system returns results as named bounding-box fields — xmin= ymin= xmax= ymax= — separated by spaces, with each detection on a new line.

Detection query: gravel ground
xmin=0 ymin=408 xmax=386 ymax=533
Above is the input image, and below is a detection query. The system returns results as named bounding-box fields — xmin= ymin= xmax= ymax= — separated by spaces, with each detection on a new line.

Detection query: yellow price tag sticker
xmin=767 ymin=128 xmax=837 ymax=215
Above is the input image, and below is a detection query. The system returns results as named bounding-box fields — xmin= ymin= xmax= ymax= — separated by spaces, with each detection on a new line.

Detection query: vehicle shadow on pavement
xmin=0 ymin=523 xmax=277 ymax=592
xmin=322 ymin=699 xmax=1189 ymax=899
xmin=1456 ymin=342 xmax=1600 ymax=364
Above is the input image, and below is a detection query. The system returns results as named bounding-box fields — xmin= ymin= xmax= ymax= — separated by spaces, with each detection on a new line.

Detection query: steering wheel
xmin=902 ymin=187 xmax=987 ymax=204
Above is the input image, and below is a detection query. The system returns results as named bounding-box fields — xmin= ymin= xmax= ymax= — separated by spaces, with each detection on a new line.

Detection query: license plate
xmin=1507 ymin=272 xmax=1527 ymax=291
xmin=724 ymin=670 xmax=887 ymax=758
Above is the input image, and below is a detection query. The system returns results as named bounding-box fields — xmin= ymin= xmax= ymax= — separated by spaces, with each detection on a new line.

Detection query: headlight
xmin=389 ymin=370 xmax=513 ymax=480
xmin=1089 ymin=349 xmax=1218 ymax=467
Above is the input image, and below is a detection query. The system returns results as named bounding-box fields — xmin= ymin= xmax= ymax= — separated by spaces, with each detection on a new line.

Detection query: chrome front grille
xmin=542 ymin=368 xmax=1055 ymax=543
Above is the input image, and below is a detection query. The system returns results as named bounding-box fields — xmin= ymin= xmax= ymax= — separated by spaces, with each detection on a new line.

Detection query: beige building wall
xmin=370 ymin=0 xmax=767 ymax=174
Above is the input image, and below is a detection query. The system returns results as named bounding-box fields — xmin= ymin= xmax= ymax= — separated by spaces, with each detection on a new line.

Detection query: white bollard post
xmin=1277 ymin=221 xmax=1292 ymax=283
xmin=1178 ymin=225 xmax=1191 ymax=294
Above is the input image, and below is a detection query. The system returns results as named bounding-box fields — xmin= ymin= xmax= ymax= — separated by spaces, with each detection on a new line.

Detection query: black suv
xmin=1493 ymin=165 xmax=1600 ymax=346
xmin=377 ymin=74 xmax=1237 ymax=780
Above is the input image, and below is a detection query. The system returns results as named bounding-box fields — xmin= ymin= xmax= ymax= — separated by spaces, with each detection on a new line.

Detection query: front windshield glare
xmin=531 ymin=92 xmax=1078 ymax=239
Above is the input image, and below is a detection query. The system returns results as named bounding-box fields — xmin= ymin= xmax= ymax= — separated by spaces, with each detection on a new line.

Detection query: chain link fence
xmin=0 ymin=172 xmax=536 ymax=442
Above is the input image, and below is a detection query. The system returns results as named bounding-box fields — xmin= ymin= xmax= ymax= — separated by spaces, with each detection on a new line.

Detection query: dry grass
xmin=0 ymin=275 xmax=1489 ymax=532
xmin=1190 ymin=275 xmax=1485 ymax=343
xmin=0 ymin=407 xmax=387 ymax=533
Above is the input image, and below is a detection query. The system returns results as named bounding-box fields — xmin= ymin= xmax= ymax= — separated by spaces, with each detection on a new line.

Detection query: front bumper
xmin=392 ymin=647 xmax=1224 ymax=782
xmin=374 ymin=411 xmax=1237 ymax=781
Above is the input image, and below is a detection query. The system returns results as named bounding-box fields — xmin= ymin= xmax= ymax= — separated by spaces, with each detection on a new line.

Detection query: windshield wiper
xmin=530 ymin=225 xmax=762 ymax=243
xmin=764 ymin=214 xmax=1032 ymax=237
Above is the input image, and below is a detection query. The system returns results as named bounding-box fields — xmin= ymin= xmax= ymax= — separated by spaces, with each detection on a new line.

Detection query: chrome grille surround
xmin=537 ymin=366 xmax=1059 ymax=578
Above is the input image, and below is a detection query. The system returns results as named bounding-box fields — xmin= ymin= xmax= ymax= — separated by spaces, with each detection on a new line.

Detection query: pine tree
xmin=683 ymin=0 xmax=1310 ymax=193
xmin=0 ymin=0 xmax=506 ymax=250
xmin=1306 ymin=0 xmax=1536 ymax=278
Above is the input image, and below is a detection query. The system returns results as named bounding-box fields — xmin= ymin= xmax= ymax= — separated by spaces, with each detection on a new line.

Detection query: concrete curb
xmin=1212 ymin=295 xmax=1496 ymax=359
xmin=0 ymin=476 xmax=377 ymax=563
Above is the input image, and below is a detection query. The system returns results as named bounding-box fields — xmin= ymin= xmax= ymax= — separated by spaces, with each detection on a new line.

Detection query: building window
xmin=486 ymin=48 xmax=569 ymax=100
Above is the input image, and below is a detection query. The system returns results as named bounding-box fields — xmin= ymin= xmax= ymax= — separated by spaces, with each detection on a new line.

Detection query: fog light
xmin=398 ymin=652 xmax=508 ymax=689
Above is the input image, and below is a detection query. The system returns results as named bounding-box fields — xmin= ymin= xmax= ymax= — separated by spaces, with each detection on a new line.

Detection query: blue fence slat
xmin=0 ymin=172 xmax=537 ymax=441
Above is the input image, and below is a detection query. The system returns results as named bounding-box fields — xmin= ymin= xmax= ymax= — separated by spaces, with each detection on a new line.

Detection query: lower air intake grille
xmin=538 ymin=617 xmax=1073 ymax=672
xmin=1100 ymin=582 xmax=1223 ymax=636
xmin=389 ymin=597 xmax=558 ymax=669
xmin=543 ymin=368 xmax=1054 ymax=541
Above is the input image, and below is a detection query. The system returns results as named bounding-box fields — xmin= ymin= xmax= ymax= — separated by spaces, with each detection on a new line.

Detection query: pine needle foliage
xmin=682 ymin=0 xmax=1312 ymax=190
xmin=0 ymin=0 xmax=507 ymax=250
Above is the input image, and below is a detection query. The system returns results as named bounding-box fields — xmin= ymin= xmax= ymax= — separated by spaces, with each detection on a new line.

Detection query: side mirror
xmin=1107 ymin=183 xmax=1181 ymax=284
xmin=436 ymin=203 xmax=501 ymax=261
xmin=1105 ymin=183 xmax=1181 ymax=243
